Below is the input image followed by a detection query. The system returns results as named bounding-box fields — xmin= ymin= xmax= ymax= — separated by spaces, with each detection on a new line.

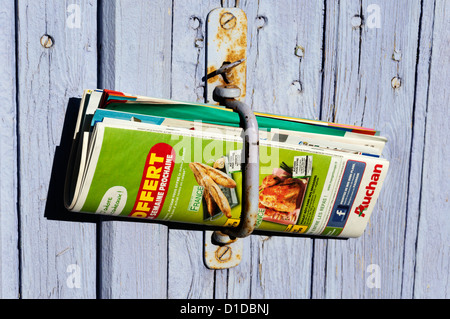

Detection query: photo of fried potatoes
xmin=189 ymin=161 xmax=235 ymax=218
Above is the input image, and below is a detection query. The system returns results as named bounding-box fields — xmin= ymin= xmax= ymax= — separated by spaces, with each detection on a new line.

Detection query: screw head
xmin=215 ymin=245 xmax=232 ymax=262
xmin=220 ymin=12 xmax=237 ymax=30
xmin=391 ymin=76 xmax=401 ymax=89
xmin=40 ymin=34 xmax=54 ymax=48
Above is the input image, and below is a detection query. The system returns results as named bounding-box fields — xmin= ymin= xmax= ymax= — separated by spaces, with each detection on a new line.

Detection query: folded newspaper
xmin=64 ymin=89 xmax=389 ymax=238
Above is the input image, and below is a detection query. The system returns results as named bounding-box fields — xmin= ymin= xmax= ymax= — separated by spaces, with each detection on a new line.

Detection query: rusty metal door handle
xmin=203 ymin=85 xmax=259 ymax=269
xmin=203 ymin=6 xmax=255 ymax=269
xmin=213 ymin=85 xmax=260 ymax=239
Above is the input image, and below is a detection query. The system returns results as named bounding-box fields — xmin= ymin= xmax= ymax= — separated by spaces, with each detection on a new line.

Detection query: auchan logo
xmin=354 ymin=164 xmax=383 ymax=217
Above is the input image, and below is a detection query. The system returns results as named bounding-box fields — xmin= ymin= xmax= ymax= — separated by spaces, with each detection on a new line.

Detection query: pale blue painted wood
xmin=413 ymin=0 xmax=449 ymax=298
xmin=98 ymin=0 xmax=172 ymax=298
xmin=15 ymin=0 xmax=98 ymax=298
xmin=0 ymin=0 xmax=19 ymax=298
xmin=241 ymin=0 xmax=325 ymax=299
xmin=0 ymin=0 xmax=447 ymax=299
xmin=319 ymin=0 xmax=423 ymax=298
xmin=402 ymin=0 xmax=437 ymax=298
xmin=168 ymin=0 xmax=220 ymax=299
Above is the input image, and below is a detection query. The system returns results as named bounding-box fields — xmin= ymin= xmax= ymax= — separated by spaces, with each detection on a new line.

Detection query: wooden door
xmin=1 ymin=0 xmax=448 ymax=299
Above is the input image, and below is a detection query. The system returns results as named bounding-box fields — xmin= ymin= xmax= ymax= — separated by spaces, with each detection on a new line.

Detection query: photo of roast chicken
xmin=259 ymin=167 xmax=308 ymax=225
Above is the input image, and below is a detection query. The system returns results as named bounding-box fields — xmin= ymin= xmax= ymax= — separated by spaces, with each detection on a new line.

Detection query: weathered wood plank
xmin=358 ymin=0 xmax=421 ymax=298
xmin=0 ymin=0 xmax=19 ymax=299
xmin=168 ymin=0 xmax=221 ymax=299
xmin=241 ymin=0 xmax=325 ymax=298
xmin=6 ymin=0 xmax=444 ymax=300
xmin=98 ymin=0 xmax=172 ymax=298
xmin=318 ymin=0 xmax=421 ymax=298
xmin=401 ymin=0 xmax=436 ymax=299
xmin=245 ymin=0 xmax=324 ymax=119
xmin=168 ymin=230 xmax=215 ymax=298
xmin=413 ymin=0 xmax=449 ymax=298
xmin=16 ymin=0 xmax=98 ymax=298
xmin=310 ymin=0 xmax=342 ymax=298
xmin=169 ymin=0 xmax=325 ymax=299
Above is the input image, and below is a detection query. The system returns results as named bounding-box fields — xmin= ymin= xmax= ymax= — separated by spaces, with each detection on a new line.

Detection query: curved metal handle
xmin=213 ymin=86 xmax=259 ymax=239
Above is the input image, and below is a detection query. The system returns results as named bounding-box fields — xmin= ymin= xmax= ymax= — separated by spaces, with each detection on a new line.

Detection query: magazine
xmin=64 ymin=89 xmax=389 ymax=238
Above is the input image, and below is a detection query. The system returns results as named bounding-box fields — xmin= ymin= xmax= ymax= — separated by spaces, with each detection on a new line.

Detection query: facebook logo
xmin=331 ymin=205 xmax=348 ymax=226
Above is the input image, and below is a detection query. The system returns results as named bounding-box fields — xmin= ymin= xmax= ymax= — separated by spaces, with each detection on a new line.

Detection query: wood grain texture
xmin=16 ymin=0 xmax=98 ymax=298
xmin=243 ymin=0 xmax=324 ymax=299
xmin=1 ymin=0 xmax=448 ymax=299
xmin=413 ymin=0 xmax=449 ymax=298
xmin=318 ymin=0 xmax=422 ymax=298
xmin=245 ymin=0 xmax=324 ymax=119
xmin=0 ymin=0 xmax=19 ymax=299
xmin=168 ymin=0 xmax=220 ymax=299
xmin=98 ymin=0 xmax=172 ymax=298
xmin=402 ymin=0 xmax=436 ymax=298
xmin=311 ymin=0 xmax=341 ymax=298
xmin=170 ymin=0 xmax=325 ymax=299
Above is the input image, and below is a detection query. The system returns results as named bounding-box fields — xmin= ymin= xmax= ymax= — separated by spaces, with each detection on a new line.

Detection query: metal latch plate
xmin=204 ymin=230 xmax=243 ymax=269
xmin=206 ymin=7 xmax=247 ymax=104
